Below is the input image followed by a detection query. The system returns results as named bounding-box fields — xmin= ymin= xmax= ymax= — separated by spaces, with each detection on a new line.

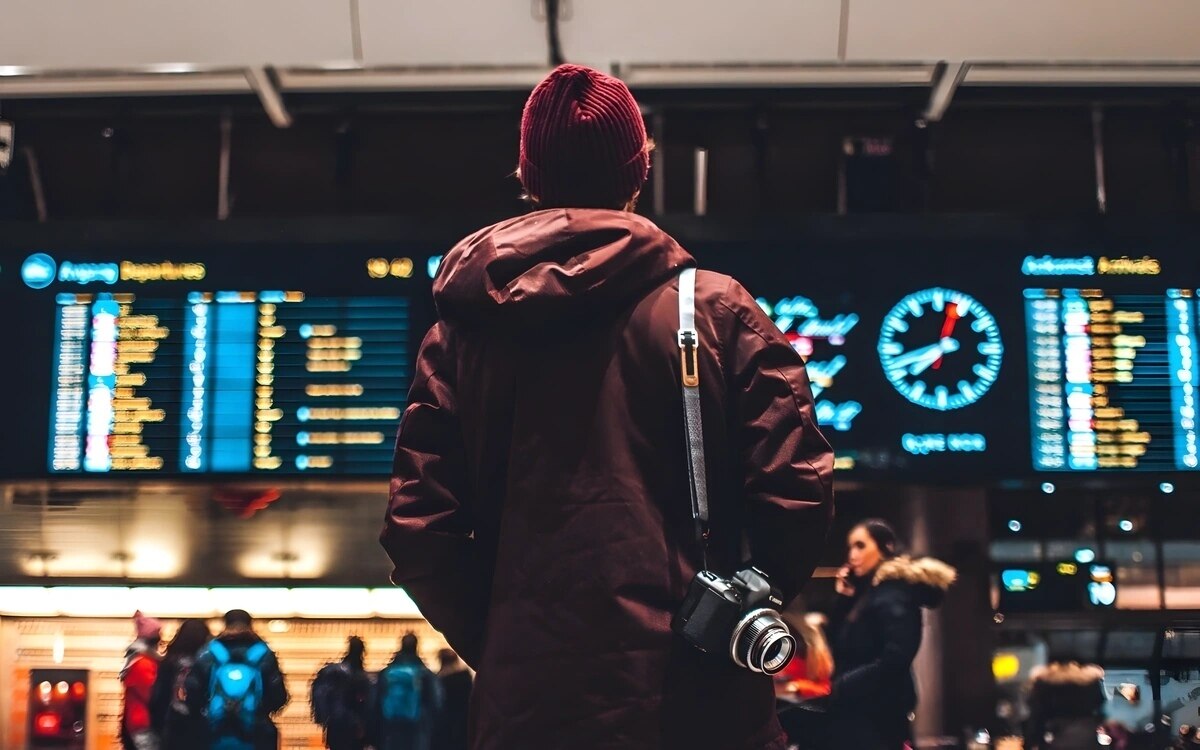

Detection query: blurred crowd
xmin=119 ymin=609 xmax=470 ymax=750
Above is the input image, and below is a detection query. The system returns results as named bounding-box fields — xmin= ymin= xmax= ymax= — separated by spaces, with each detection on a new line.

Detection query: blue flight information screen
xmin=48 ymin=291 xmax=410 ymax=475
xmin=5 ymin=225 xmax=1198 ymax=481
xmin=11 ymin=248 xmax=428 ymax=477
xmin=1025 ymin=286 xmax=1197 ymax=472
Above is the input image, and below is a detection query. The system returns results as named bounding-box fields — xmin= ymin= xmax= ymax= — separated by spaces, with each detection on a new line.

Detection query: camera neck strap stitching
xmin=677 ymin=268 xmax=710 ymax=557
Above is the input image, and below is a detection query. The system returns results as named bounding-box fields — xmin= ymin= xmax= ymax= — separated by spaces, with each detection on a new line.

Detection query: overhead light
xmin=144 ymin=63 xmax=202 ymax=75
xmin=277 ymin=65 xmax=549 ymax=93
xmin=964 ymin=63 xmax=1200 ymax=87
xmin=1160 ymin=482 xmax=1175 ymax=495
xmin=620 ymin=63 xmax=936 ymax=88
xmin=1041 ymin=482 xmax=1056 ymax=495
xmin=0 ymin=586 xmax=423 ymax=619
xmin=1007 ymin=519 xmax=1022 ymax=533
xmin=0 ymin=70 xmax=252 ymax=97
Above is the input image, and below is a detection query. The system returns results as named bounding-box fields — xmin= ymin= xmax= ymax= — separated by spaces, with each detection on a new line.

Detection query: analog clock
xmin=877 ymin=287 xmax=1003 ymax=411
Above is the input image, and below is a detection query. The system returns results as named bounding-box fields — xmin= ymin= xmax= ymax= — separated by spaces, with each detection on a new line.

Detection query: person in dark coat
xmin=826 ymin=519 xmax=956 ymax=750
xmin=1024 ymin=662 xmax=1106 ymax=749
xmin=313 ymin=636 xmax=373 ymax=750
xmin=380 ymin=63 xmax=835 ymax=750
xmin=374 ymin=634 xmax=442 ymax=750
xmin=434 ymin=649 xmax=472 ymax=750
xmin=186 ymin=609 xmax=289 ymax=750
xmin=149 ymin=618 xmax=212 ymax=750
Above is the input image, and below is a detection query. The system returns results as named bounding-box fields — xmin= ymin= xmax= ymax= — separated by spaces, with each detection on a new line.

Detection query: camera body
xmin=672 ymin=567 xmax=795 ymax=675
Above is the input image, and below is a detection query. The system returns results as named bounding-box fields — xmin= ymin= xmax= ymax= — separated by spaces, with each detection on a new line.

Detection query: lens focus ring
xmin=729 ymin=608 xmax=796 ymax=674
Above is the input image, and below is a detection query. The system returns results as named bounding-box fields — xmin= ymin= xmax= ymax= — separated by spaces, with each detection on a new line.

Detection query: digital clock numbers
xmin=878 ymin=287 xmax=1004 ymax=411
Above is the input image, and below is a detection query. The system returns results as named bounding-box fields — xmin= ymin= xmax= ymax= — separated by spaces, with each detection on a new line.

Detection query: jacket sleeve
xmin=147 ymin=661 xmax=172 ymax=734
xmin=831 ymin=589 xmax=922 ymax=704
xmin=380 ymin=322 xmax=489 ymax=668
xmin=722 ymin=281 xmax=835 ymax=600
xmin=123 ymin=656 xmax=158 ymax=733
xmin=262 ymin=648 xmax=289 ymax=715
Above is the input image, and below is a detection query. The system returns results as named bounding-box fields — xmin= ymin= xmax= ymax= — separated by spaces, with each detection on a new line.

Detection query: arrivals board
xmin=2 ymin=219 xmax=1198 ymax=481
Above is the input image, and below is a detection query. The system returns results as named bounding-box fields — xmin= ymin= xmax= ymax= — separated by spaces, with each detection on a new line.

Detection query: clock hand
xmin=888 ymin=338 xmax=960 ymax=370
xmin=888 ymin=341 xmax=947 ymax=369
xmin=932 ymin=305 xmax=962 ymax=371
xmin=908 ymin=338 xmax=961 ymax=376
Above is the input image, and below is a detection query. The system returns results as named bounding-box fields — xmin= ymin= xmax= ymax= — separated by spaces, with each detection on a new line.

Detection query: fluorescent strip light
xmin=964 ymin=64 xmax=1200 ymax=87
xmin=620 ymin=64 xmax=936 ymax=88
xmin=0 ymin=587 xmax=55 ymax=616
xmin=277 ymin=66 xmax=549 ymax=93
xmin=0 ymin=72 xmax=253 ymax=97
xmin=293 ymin=588 xmax=373 ymax=618
xmin=53 ymin=587 xmax=133 ymax=617
xmin=0 ymin=587 xmax=422 ymax=619
xmin=210 ymin=588 xmax=297 ymax=618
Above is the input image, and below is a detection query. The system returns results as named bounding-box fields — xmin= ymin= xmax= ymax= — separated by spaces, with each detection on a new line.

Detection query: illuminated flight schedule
xmin=49 ymin=291 xmax=410 ymax=475
xmin=1025 ymin=288 xmax=1195 ymax=472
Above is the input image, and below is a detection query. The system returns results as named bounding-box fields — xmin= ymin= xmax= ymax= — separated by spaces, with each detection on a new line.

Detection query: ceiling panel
xmin=846 ymin=0 xmax=1200 ymax=62
xmin=2 ymin=0 xmax=354 ymax=69
xmin=357 ymin=0 xmax=548 ymax=67
xmin=561 ymin=0 xmax=843 ymax=69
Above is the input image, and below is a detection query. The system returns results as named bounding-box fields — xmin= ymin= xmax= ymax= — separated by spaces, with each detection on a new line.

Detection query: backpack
xmin=169 ymin=655 xmax=196 ymax=717
xmin=206 ymin=640 xmax=270 ymax=735
xmin=311 ymin=662 xmax=353 ymax=728
xmin=379 ymin=662 xmax=424 ymax=723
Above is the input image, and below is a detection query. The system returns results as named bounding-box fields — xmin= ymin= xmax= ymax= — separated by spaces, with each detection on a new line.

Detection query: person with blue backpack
xmin=186 ymin=609 xmax=289 ymax=750
xmin=374 ymin=634 xmax=442 ymax=750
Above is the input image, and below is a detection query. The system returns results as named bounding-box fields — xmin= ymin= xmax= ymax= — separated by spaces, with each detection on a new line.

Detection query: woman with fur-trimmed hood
xmin=1023 ymin=662 xmax=1106 ymax=749
xmin=825 ymin=519 xmax=957 ymax=749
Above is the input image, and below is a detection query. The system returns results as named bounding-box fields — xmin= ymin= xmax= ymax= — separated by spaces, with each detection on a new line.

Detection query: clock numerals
xmin=878 ymin=287 xmax=1004 ymax=411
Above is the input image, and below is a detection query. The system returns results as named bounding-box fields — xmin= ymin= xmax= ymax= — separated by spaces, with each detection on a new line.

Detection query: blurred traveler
xmin=776 ymin=611 xmax=835 ymax=750
xmin=1023 ymin=662 xmax=1106 ymax=749
xmin=826 ymin=519 xmax=956 ymax=750
xmin=187 ymin=609 xmax=289 ymax=750
xmin=312 ymin=635 xmax=374 ymax=750
xmin=121 ymin=610 xmax=163 ymax=750
xmin=374 ymin=634 xmax=442 ymax=750
xmin=381 ymin=62 xmax=834 ymax=750
xmin=149 ymin=618 xmax=212 ymax=750
xmin=433 ymin=649 xmax=472 ymax=750
xmin=776 ymin=612 xmax=834 ymax=702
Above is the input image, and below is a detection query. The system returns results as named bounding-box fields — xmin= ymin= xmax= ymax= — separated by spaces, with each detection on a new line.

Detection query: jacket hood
xmin=434 ymin=209 xmax=694 ymax=325
xmin=873 ymin=556 xmax=957 ymax=609
xmin=218 ymin=630 xmax=264 ymax=646
xmin=1030 ymin=662 xmax=1105 ymax=686
xmin=120 ymin=638 xmax=158 ymax=680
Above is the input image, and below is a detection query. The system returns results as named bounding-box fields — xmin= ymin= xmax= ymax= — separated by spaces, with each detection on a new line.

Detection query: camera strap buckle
xmin=678 ymin=329 xmax=700 ymax=388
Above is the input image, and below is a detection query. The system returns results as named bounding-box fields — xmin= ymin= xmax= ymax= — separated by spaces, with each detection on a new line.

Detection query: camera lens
xmin=730 ymin=608 xmax=797 ymax=675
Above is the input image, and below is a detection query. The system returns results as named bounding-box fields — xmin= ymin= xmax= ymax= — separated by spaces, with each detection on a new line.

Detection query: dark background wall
xmin=1 ymin=88 xmax=1198 ymax=222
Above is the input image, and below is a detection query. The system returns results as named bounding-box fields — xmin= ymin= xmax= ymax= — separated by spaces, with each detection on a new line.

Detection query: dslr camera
xmin=672 ymin=567 xmax=796 ymax=675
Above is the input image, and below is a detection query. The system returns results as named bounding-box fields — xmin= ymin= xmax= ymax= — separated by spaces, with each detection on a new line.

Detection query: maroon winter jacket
xmin=382 ymin=209 xmax=834 ymax=750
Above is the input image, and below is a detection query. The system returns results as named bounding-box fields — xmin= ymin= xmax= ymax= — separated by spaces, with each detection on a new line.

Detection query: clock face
xmin=877 ymin=287 xmax=1004 ymax=411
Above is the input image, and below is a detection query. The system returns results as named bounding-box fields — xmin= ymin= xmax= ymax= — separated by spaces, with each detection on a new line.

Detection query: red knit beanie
xmin=519 ymin=64 xmax=650 ymax=208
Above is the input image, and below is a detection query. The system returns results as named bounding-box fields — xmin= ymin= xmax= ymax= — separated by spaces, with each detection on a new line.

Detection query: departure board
xmin=5 ymin=220 xmax=1199 ymax=482
xmin=47 ymin=291 xmax=410 ymax=474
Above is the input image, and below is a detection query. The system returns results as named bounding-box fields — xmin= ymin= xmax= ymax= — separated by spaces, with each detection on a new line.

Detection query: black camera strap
xmin=677 ymin=268 xmax=710 ymax=567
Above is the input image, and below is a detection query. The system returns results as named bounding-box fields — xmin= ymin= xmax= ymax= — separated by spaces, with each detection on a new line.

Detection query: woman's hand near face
xmin=835 ymin=565 xmax=856 ymax=597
